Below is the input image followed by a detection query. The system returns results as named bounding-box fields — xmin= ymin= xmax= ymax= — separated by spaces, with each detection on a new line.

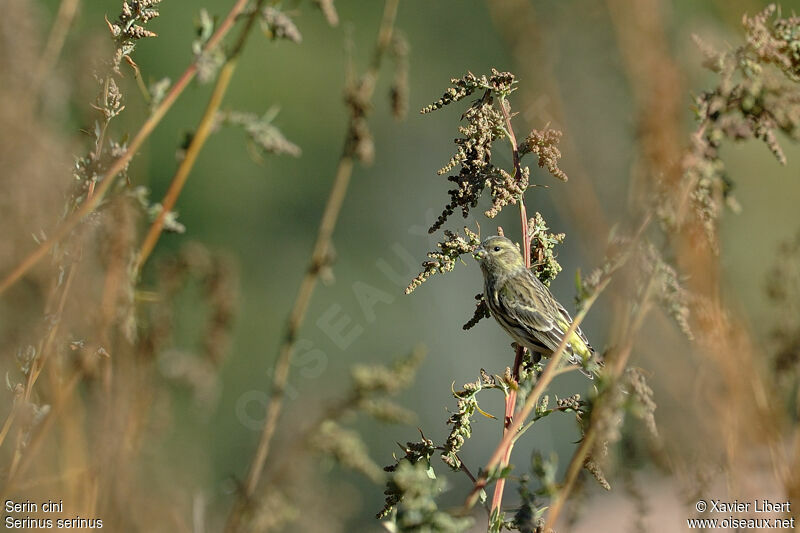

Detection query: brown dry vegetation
xmin=1 ymin=1 xmax=799 ymax=532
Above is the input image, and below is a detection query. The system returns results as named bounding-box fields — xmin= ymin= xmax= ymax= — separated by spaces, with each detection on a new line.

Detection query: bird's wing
xmin=497 ymin=277 xmax=563 ymax=352
xmin=498 ymin=271 xmax=598 ymax=377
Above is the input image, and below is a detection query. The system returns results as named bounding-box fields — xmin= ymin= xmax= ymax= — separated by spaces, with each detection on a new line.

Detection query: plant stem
xmin=0 ymin=0 xmax=252 ymax=297
xmin=4 ymin=255 xmax=80 ymax=491
xmin=489 ymin=96 xmax=530 ymax=518
xmin=135 ymin=0 xmax=267 ymax=273
xmin=0 ymin=390 xmax=23 ymax=451
xmin=2 ymin=372 xmax=83 ymax=498
xmin=486 ymin=0 xmax=611 ymax=254
xmin=238 ymin=153 xmax=355 ymax=499
xmin=223 ymin=1 xmax=400 ymax=530
xmin=545 ymin=428 xmax=596 ymax=527
xmin=542 ymin=274 xmax=655 ymax=530
xmin=23 ymin=258 xmax=79 ymax=403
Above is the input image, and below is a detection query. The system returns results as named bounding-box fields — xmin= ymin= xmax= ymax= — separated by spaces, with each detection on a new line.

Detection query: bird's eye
xmin=493 ymin=246 xmax=501 ymax=252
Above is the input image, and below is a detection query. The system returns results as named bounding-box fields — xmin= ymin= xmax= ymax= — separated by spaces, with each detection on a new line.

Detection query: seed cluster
xmin=667 ymin=6 xmax=800 ymax=245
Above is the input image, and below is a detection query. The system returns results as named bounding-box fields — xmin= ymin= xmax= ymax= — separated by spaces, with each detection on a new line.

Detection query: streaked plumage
xmin=474 ymin=235 xmax=598 ymax=375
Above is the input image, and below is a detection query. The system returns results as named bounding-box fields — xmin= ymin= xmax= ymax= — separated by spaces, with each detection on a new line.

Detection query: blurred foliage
xmin=2 ymin=0 xmax=800 ymax=531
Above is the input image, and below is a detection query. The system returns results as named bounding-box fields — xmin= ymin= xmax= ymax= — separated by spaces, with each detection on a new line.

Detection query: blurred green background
xmin=34 ymin=0 xmax=800 ymax=529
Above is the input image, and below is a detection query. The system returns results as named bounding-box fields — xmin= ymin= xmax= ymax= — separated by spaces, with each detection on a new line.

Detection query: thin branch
xmin=545 ymin=428 xmax=596 ymax=529
xmin=2 ymin=372 xmax=83 ymax=499
xmin=34 ymin=0 xmax=81 ymax=95
xmin=0 ymin=0 xmax=252 ymax=297
xmin=0 ymin=388 xmax=23 ymax=451
xmin=4 ymin=257 xmax=80 ymax=485
xmin=223 ymin=1 xmax=401 ymax=530
xmin=457 ymin=455 xmax=478 ymax=484
xmin=486 ymin=0 xmax=611 ymax=256
xmin=542 ymin=277 xmax=655 ymax=531
xmin=134 ymin=0 xmax=268 ymax=273
xmin=23 ymin=257 xmax=79 ymax=403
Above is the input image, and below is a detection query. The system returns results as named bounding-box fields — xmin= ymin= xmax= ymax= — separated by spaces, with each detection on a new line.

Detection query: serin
xmin=474 ymin=235 xmax=600 ymax=377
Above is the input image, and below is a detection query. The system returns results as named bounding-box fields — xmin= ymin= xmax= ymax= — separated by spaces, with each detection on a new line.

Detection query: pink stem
xmin=490 ymin=97 xmax=530 ymax=518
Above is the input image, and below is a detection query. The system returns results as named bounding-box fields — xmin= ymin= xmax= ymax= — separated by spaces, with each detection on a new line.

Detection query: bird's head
xmin=473 ymin=235 xmax=525 ymax=275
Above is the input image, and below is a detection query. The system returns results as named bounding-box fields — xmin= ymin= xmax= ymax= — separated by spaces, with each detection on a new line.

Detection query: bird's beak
xmin=473 ymin=247 xmax=486 ymax=260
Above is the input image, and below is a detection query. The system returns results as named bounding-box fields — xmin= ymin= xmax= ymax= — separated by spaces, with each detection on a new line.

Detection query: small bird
xmin=473 ymin=235 xmax=599 ymax=376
